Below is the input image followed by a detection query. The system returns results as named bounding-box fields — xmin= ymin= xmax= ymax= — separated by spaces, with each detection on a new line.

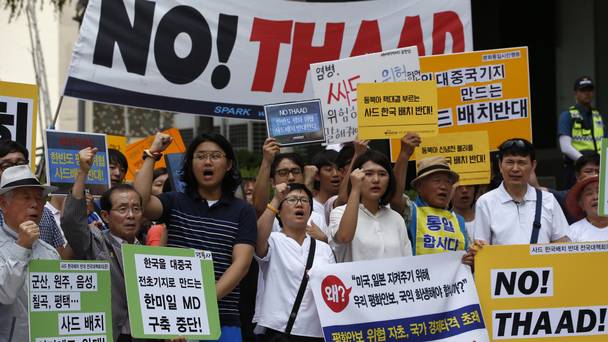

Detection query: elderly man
xmin=62 ymin=147 xmax=148 ymax=342
xmin=565 ymin=175 xmax=608 ymax=242
xmin=0 ymin=165 xmax=59 ymax=341
xmin=392 ymin=133 xmax=469 ymax=256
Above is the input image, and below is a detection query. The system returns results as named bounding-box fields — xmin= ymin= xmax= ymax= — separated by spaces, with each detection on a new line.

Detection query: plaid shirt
xmin=0 ymin=207 xmax=65 ymax=248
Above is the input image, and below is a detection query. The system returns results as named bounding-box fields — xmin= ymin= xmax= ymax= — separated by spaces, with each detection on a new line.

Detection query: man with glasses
xmin=473 ymin=138 xmax=570 ymax=245
xmin=0 ymin=140 xmax=66 ymax=255
xmin=62 ymin=147 xmax=147 ymax=342
xmin=0 ymin=164 xmax=60 ymax=341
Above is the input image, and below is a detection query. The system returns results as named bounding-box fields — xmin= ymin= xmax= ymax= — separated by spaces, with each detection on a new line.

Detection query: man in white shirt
xmin=474 ymin=138 xmax=570 ymax=245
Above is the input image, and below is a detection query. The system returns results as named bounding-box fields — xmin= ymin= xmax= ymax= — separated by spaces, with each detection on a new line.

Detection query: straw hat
xmin=0 ymin=165 xmax=56 ymax=196
xmin=411 ymin=156 xmax=459 ymax=188
xmin=565 ymin=175 xmax=599 ymax=221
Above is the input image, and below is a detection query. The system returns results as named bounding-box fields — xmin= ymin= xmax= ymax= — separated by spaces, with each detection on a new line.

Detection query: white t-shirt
xmin=474 ymin=183 xmax=569 ymax=245
xmin=568 ymin=218 xmax=608 ymax=242
xmin=464 ymin=217 xmax=476 ymax=245
xmin=312 ymin=198 xmax=325 ymax=219
xmin=255 ymin=232 xmax=335 ymax=337
xmin=329 ymin=204 xmax=412 ymax=262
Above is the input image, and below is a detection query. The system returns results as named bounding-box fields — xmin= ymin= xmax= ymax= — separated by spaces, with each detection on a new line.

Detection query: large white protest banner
xmin=64 ymin=0 xmax=471 ymax=120
xmin=310 ymin=46 xmax=420 ymax=144
xmin=309 ymin=252 xmax=489 ymax=341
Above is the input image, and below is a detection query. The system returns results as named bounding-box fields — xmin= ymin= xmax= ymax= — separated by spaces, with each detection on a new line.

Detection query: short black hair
xmin=153 ymin=167 xmax=168 ymax=181
xmin=497 ymin=138 xmax=535 ymax=162
xmin=276 ymin=183 xmax=314 ymax=228
xmin=574 ymin=150 xmax=600 ymax=175
xmin=312 ymin=149 xmax=338 ymax=190
xmin=99 ymin=184 xmax=142 ymax=212
xmin=181 ymin=132 xmax=241 ymax=195
xmin=108 ymin=148 xmax=128 ymax=172
xmin=0 ymin=140 xmax=29 ymax=159
xmin=349 ymin=149 xmax=396 ymax=206
xmin=270 ymin=153 xmax=305 ymax=179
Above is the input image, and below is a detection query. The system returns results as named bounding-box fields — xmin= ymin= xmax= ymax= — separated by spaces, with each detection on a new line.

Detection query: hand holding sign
xmin=16 ymin=220 xmax=40 ymax=249
xmin=78 ymin=147 xmax=99 ymax=173
xmin=262 ymin=137 xmax=280 ymax=163
xmin=150 ymin=132 xmax=173 ymax=153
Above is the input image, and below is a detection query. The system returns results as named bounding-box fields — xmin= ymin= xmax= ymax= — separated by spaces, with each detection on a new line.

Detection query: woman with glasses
xmin=330 ymin=149 xmax=412 ymax=262
xmin=134 ymin=132 xmax=257 ymax=342
xmin=255 ymin=183 xmax=334 ymax=341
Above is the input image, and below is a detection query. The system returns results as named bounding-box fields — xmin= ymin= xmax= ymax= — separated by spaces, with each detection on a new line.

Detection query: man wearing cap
xmin=473 ymin=138 xmax=570 ymax=245
xmin=558 ymin=76 xmax=607 ymax=188
xmin=565 ymin=175 xmax=608 ymax=242
xmin=392 ymin=133 xmax=469 ymax=256
xmin=0 ymin=165 xmax=60 ymax=341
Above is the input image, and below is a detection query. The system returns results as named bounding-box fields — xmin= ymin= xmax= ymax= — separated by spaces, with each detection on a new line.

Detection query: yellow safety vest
xmin=413 ymin=206 xmax=467 ymax=255
xmin=570 ymin=106 xmax=603 ymax=152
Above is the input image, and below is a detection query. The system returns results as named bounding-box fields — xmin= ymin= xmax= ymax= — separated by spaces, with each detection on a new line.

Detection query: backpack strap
xmin=530 ymin=189 xmax=542 ymax=244
xmin=285 ymin=237 xmax=316 ymax=335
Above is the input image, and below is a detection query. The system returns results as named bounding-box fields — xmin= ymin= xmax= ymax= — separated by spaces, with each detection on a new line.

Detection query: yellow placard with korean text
xmin=475 ymin=243 xmax=608 ymax=341
xmin=107 ymin=135 xmax=127 ymax=153
xmin=0 ymin=81 xmax=38 ymax=170
xmin=414 ymin=131 xmax=490 ymax=185
xmin=357 ymin=81 xmax=438 ymax=140
xmin=391 ymin=47 xmax=531 ymax=161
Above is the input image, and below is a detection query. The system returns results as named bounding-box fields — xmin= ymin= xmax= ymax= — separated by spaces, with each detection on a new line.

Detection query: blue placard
xmin=264 ymin=99 xmax=326 ymax=146
xmin=45 ymin=130 xmax=110 ymax=196
xmin=164 ymin=152 xmax=186 ymax=193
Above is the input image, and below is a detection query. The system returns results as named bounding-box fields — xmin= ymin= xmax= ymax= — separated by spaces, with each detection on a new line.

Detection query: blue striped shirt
xmin=159 ymin=189 xmax=257 ymax=327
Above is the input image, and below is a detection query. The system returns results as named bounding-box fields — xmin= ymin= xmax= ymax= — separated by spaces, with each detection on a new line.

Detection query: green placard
xmin=600 ymin=138 xmax=608 ymax=216
xmin=122 ymin=244 xmax=220 ymax=340
xmin=28 ymin=260 xmax=112 ymax=342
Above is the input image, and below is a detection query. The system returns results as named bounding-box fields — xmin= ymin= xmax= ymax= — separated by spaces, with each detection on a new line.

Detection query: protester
xmin=134 ymin=132 xmax=256 ymax=342
xmin=310 ymin=149 xmax=340 ymax=218
xmin=565 ymin=175 xmax=608 ymax=242
xmin=0 ymin=165 xmax=60 ymax=341
xmin=474 ymin=138 xmax=570 ymax=245
xmin=255 ymin=183 xmax=334 ymax=341
xmin=330 ymin=149 xmax=412 ymax=262
xmin=151 ymin=167 xmax=169 ymax=195
xmin=62 ymin=147 xmax=147 ymax=342
xmin=109 ymin=148 xmax=129 ymax=187
xmin=0 ymin=140 xmax=66 ymax=255
xmin=451 ymin=185 xmax=479 ymax=243
xmin=242 ymin=178 xmax=255 ymax=205
xmin=558 ymin=76 xmax=606 ymax=188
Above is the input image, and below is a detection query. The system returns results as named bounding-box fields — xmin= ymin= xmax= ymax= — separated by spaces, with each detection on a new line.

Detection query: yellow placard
xmin=0 ymin=81 xmax=38 ymax=170
xmin=475 ymin=243 xmax=608 ymax=341
xmin=107 ymin=135 xmax=127 ymax=153
xmin=357 ymin=81 xmax=438 ymax=140
xmin=414 ymin=131 xmax=490 ymax=185
xmin=391 ymin=47 xmax=531 ymax=161
xmin=124 ymin=128 xmax=186 ymax=181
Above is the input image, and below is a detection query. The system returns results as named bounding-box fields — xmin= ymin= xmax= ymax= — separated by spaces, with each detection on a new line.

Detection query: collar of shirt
xmin=44 ymin=202 xmax=60 ymax=216
xmin=185 ymin=187 xmax=233 ymax=207
xmin=109 ymin=232 xmax=140 ymax=245
xmin=497 ymin=182 xmax=536 ymax=204
xmin=2 ymin=222 xmax=18 ymax=240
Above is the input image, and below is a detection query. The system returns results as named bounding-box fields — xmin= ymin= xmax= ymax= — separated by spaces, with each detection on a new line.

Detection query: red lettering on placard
xmin=398 ymin=16 xmax=425 ymax=56
xmin=283 ymin=22 xmax=344 ymax=93
xmin=432 ymin=11 xmax=465 ymax=54
xmin=350 ymin=20 xmax=382 ymax=57
xmin=250 ymin=18 xmax=293 ymax=92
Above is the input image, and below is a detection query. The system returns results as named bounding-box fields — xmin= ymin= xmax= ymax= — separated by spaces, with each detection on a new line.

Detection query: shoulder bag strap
xmin=285 ymin=237 xmax=316 ymax=335
xmin=530 ymin=189 xmax=542 ymax=244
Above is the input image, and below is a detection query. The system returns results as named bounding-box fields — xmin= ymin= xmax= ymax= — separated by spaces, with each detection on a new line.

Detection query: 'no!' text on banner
xmin=0 ymin=81 xmax=38 ymax=170
xmin=309 ymin=252 xmax=489 ymax=341
xmin=29 ymin=260 xmax=112 ymax=342
xmin=45 ymin=130 xmax=110 ymax=196
xmin=357 ymin=81 xmax=438 ymax=140
xmin=122 ymin=244 xmax=220 ymax=340
xmin=475 ymin=243 xmax=608 ymax=340
xmin=411 ymin=131 xmax=491 ymax=186
xmin=64 ymin=0 xmax=471 ymax=121
xmin=391 ymin=46 xmax=531 ymax=160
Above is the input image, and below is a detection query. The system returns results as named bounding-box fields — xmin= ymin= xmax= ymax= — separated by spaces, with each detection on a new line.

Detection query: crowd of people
xmin=0 ymin=111 xmax=606 ymax=341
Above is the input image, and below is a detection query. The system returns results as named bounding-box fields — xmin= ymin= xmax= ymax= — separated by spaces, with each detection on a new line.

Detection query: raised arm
xmin=334 ymin=139 xmax=368 ymax=208
xmin=334 ymin=168 xmax=364 ymax=244
xmin=133 ymin=133 xmax=173 ymax=221
xmin=390 ymin=132 xmax=420 ymax=213
xmin=252 ymin=138 xmax=280 ymax=217
xmin=256 ymin=183 xmax=289 ymax=257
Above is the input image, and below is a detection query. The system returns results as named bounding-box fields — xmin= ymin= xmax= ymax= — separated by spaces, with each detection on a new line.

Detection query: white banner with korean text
xmin=309 ymin=252 xmax=489 ymax=341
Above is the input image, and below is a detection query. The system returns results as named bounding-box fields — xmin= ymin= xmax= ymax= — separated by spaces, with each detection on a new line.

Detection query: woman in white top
xmin=565 ymin=175 xmax=608 ymax=242
xmin=330 ymin=150 xmax=412 ymax=262
xmin=256 ymin=182 xmax=335 ymax=341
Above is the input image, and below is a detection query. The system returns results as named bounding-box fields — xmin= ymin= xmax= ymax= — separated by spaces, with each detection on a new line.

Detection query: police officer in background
xmin=558 ymin=76 xmax=607 ymax=189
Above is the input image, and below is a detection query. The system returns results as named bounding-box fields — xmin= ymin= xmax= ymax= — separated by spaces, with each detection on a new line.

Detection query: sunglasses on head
xmin=499 ymin=139 xmax=529 ymax=151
